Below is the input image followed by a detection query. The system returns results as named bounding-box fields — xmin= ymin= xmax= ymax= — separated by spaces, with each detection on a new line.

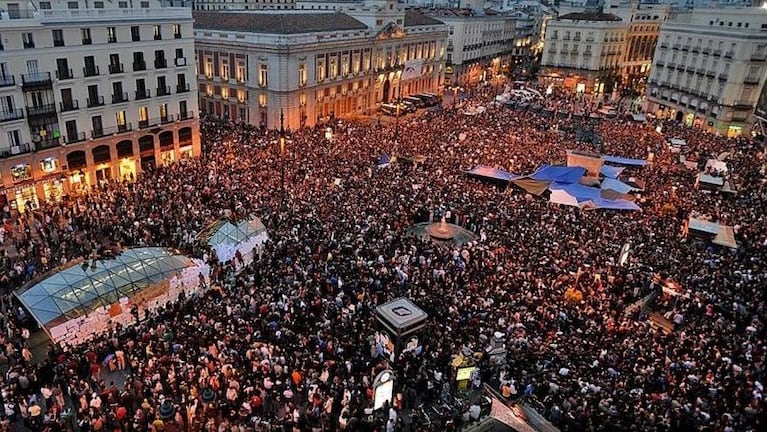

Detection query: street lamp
xmin=394 ymin=86 xmax=402 ymax=144
xmin=275 ymin=109 xmax=290 ymax=209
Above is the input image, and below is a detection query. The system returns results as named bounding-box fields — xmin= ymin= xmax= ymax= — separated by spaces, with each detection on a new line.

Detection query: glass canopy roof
xmin=15 ymin=247 xmax=193 ymax=327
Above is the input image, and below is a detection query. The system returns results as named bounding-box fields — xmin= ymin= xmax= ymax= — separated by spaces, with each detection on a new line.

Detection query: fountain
xmin=425 ymin=216 xmax=460 ymax=241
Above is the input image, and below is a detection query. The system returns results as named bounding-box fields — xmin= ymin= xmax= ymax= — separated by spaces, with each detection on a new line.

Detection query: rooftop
xmin=193 ymin=11 xmax=368 ymax=34
xmin=404 ymin=9 xmax=444 ymax=27
xmin=558 ymin=12 xmax=622 ymax=22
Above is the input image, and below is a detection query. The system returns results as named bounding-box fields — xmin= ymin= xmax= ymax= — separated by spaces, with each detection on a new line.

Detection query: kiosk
xmin=376 ymin=298 xmax=428 ymax=362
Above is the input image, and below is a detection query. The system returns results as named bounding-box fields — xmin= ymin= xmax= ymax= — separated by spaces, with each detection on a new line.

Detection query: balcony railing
xmin=160 ymin=115 xmax=173 ymax=124
xmin=21 ymin=72 xmax=52 ymax=88
xmin=177 ymin=111 xmax=194 ymax=121
xmin=53 ymin=38 xmax=65 ymax=47
xmin=65 ymin=132 xmax=87 ymax=144
xmin=724 ymin=51 xmax=734 ymax=59
xmin=135 ymin=89 xmax=151 ymax=100
xmin=112 ymin=92 xmax=129 ymax=104
xmin=26 ymin=104 xmax=56 ymax=117
xmin=83 ymin=66 xmax=100 ymax=77
xmin=87 ymin=95 xmax=105 ymax=108
xmin=156 ymin=86 xmax=171 ymax=97
xmin=175 ymin=57 xmax=187 ymax=67
xmin=713 ymin=49 xmax=722 ymax=56
xmin=176 ymin=83 xmax=190 ymax=93
xmin=60 ymin=100 xmax=79 ymax=112
xmin=133 ymin=61 xmax=147 ymax=72
xmin=718 ymin=73 xmax=728 ymax=81
xmin=751 ymin=53 xmax=767 ymax=62
xmin=109 ymin=63 xmax=124 ymax=74
xmin=92 ymin=123 xmax=133 ymax=138
xmin=82 ymin=37 xmax=92 ymax=45
xmin=56 ymin=68 xmax=73 ymax=80
xmin=0 ymin=75 xmax=16 ymax=87
xmin=0 ymin=108 xmax=24 ymax=122
xmin=733 ymin=101 xmax=753 ymax=109
xmin=154 ymin=58 xmax=168 ymax=69
xmin=744 ymin=76 xmax=761 ymax=84
xmin=138 ymin=119 xmax=158 ymax=129
xmin=34 ymin=137 xmax=60 ymax=150
xmin=0 ymin=143 xmax=33 ymax=159
xmin=174 ymin=32 xmax=182 ymax=39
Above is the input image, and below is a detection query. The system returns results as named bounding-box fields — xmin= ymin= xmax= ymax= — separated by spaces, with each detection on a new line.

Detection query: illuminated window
xmin=259 ymin=64 xmax=268 ymax=87
xmin=137 ymin=107 xmax=148 ymax=122
xmin=259 ymin=93 xmax=267 ymax=107
xmin=237 ymin=62 xmax=246 ymax=82
xmin=221 ymin=60 xmax=229 ymax=80
xmin=205 ymin=59 xmax=213 ymax=78
xmin=237 ymin=89 xmax=246 ymax=103
xmin=221 ymin=87 xmax=229 ymax=99
xmin=298 ymin=64 xmax=307 ymax=85
xmin=11 ymin=164 xmax=32 ymax=181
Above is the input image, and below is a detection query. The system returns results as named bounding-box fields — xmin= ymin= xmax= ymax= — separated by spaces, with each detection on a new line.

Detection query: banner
xmin=756 ymin=79 xmax=767 ymax=121
xmin=403 ymin=59 xmax=424 ymax=81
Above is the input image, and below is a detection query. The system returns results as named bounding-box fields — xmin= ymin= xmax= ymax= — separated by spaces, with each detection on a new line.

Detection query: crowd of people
xmin=0 ymin=84 xmax=764 ymax=432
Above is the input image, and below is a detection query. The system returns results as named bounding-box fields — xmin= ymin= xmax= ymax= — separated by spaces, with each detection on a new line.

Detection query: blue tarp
xmin=590 ymin=198 xmax=641 ymax=211
xmin=601 ymin=178 xmax=635 ymax=194
xmin=467 ymin=165 xmax=519 ymax=182
xmin=602 ymin=155 xmax=647 ymax=166
xmin=530 ymin=165 xmax=586 ymax=183
xmin=550 ymin=182 xmax=601 ymax=201
xmin=377 ymin=154 xmax=391 ymax=166
xmin=600 ymin=165 xmax=624 ymax=179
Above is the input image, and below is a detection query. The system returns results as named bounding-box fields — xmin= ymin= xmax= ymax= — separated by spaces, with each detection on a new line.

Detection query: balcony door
xmin=26 ymin=59 xmax=39 ymax=75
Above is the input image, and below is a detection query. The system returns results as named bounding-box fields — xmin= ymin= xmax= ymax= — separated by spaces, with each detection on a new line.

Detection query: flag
xmin=402 ymin=60 xmax=423 ymax=80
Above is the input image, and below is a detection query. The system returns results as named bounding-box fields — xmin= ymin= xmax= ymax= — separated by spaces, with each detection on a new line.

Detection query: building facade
xmin=0 ymin=0 xmax=200 ymax=213
xmin=194 ymin=0 xmax=447 ymax=129
xmin=192 ymin=0 xmax=295 ymax=10
xmin=646 ymin=7 xmax=767 ymax=136
xmin=539 ymin=11 xmax=627 ymax=94
xmin=423 ymin=8 xmax=516 ymax=85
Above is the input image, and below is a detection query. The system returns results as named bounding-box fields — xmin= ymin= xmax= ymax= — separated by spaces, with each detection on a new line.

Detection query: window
xmin=159 ymin=103 xmax=168 ymax=121
xmin=259 ymin=64 xmax=268 ymax=87
xmin=237 ymin=62 xmax=246 ymax=82
xmin=298 ymin=64 xmax=307 ymax=86
xmin=107 ymin=27 xmax=117 ymax=43
xmin=92 ymin=116 xmax=103 ymax=136
xmin=23 ymin=33 xmax=34 ymax=49
xmin=131 ymin=26 xmax=140 ymax=42
xmin=237 ymin=89 xmax=246 ymax=103
xmin=259 ymin=93 xmax=267 ymax=107
xmin=118 ymin=1 xmax=128 ymax=8
xmin=153 ymin=25 xmax=162 ymax=41
xmin=317 ymin=59 xmax=325 ymax=81
xmin=81 ymin=28 xmax=92 ymax=45
xmin=94 ymin=1 xmax=104 ymax=8
xmin=221 ymin=87 xmax=229 ymax=99
xmin=65 ymin=120 xmax=79 ymax=142
xmin=52 ymin=30 xmax=64 ymax=47
xmin=140 ymin=1 xmax=149 ymax=7
xmin=205 ymin=59 xmax=213 ymax=78
xmin=117 ymin=110 xmax=127 ymax=127
xmin=7 ymin=130 xmax=21 ymax=148
xmin=67 ymin=1 xmax=79 ymax=9
xmin=39 ymin=1 xmax=51 ymax=9
xmin=221 ymin=60 xmax=229 ymax=80
xmin=173 ymin=24 xmax=182 ymax=39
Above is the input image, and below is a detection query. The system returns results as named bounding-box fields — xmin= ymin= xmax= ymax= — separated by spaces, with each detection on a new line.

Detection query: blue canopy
xmin=601 ymin=178 xmax=635 ymax=194
xmin=600 ymin=165 xmax=624 ymax=179
xmin=590 ymin=198 xmax=641 ymax=211
xmin=530 ymin=165 xmax=586 ymax=184
xmin=467 ymin=165 xmax=519 ymax=182
xmin=550 ymin=182 xmax=601 ymax=201
xmin=602 ymin=155 xmax=647 ymax=166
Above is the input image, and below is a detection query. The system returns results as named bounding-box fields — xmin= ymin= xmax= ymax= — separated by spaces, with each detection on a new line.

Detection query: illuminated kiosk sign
xmin=376 ymin=298 xmax=428 ymax=361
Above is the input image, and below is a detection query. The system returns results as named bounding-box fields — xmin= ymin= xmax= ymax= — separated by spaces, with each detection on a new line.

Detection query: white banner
xmin=403 ymin=60 xmax=424 ymax=80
